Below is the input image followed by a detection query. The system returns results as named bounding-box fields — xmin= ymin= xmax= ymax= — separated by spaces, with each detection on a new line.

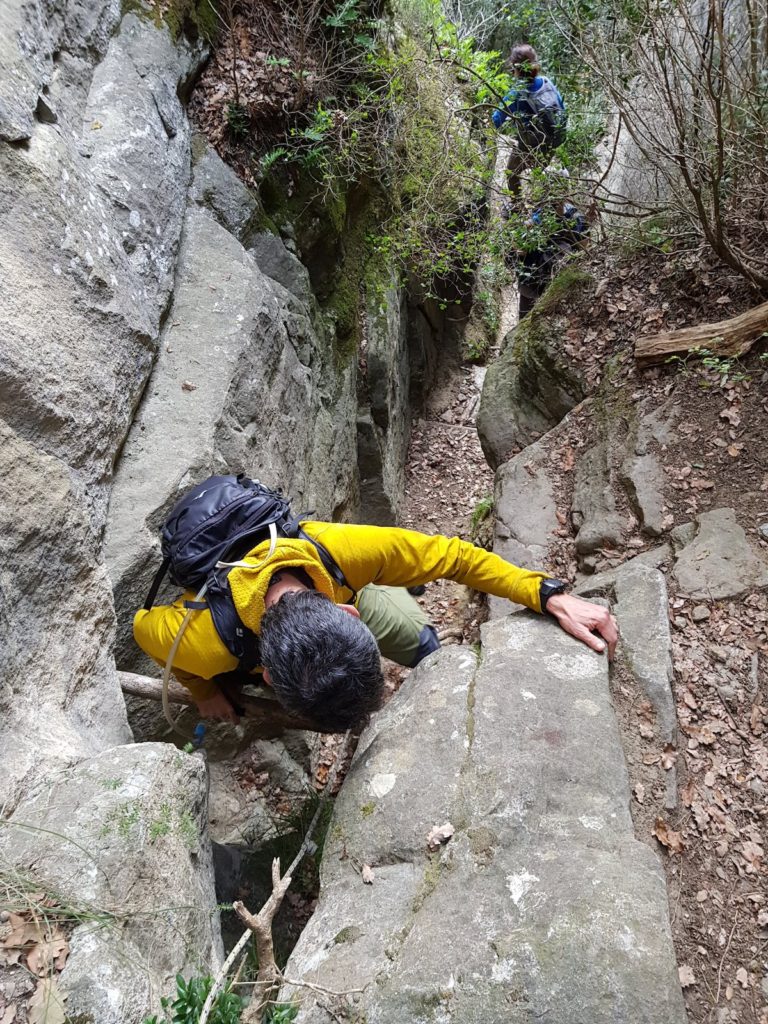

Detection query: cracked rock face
xmin=0 ymin=743 xmax=222 ymax=1024
xmin=282 ymin=619 xmax=686 ymax=1023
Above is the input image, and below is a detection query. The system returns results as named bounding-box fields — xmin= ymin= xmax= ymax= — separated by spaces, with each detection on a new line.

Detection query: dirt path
xmin=397 ymin=361 xmax=494 ymax=651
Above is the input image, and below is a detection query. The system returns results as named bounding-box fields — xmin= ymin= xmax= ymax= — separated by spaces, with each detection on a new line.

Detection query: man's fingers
xmin=573 ymin=622 xmax=606 ymax=654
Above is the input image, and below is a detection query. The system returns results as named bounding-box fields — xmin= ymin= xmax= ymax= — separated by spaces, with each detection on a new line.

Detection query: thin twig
xmin=198 ymin=731 xmax=352 ymax=1024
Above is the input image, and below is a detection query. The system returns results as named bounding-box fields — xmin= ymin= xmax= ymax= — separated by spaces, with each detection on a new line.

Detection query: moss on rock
xmin=477 ymin=267 xmax=593 ymax=469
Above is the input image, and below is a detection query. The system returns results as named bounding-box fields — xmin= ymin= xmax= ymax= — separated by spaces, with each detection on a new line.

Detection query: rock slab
xmin=283 ymin=618 xmax=686 ymax=1023
xmin=0 ymin=743 xmax=222 ymax=1023
xmin=673 ymin=507 xmax=768 ymax=599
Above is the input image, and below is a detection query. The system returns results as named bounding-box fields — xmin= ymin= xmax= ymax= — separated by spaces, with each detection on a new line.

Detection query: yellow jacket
xmin=133 ymin=522 xmax=547 ymax=700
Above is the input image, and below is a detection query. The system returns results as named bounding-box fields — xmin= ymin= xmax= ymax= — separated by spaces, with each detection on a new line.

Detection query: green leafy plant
xmin=666 ymin=346 xmax=753 ymax=388
xmin=470 ymin=495 xmax=494 ymax=531
xmin=143 ymin=974 xmax=242 ymax=1024
xmin=265 ymin=1004 xmax=299 ymax=1023
xmin=260 ymin=147 xmax=289 ymax=173
xmin=225 ymin=102 xmax=250 ymax=140
xmin=324 ymin=0 xmax=361 ymax=30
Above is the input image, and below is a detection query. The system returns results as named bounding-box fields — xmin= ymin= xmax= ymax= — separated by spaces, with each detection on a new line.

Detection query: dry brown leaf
xmin=27 ymin=979 xmax=67 ymax=1024
xmin=682 ymin=690 xmax=698 ymax=710
xmin=639 ymin=722 xmax=654 ymax=740
xmin=653 ymin=818 xmax=685 ymax=855
xmin=681 ymin=779 xmax=696 ymax=806
xmin=725 ymin=984 xmax=733 ymax=1001
xmin=361 ymin=864 xmax=375 ymax=885
xmin=741 ymin=841 xmax=764 ymax=870
xmin=661 ymin=746 xmax=677 ymax=770
xmin=736 ymin=967 xmax=749 ymax=988
xmin=1 ymin=1006 xmax=18 ymax=1024
xmin=633 ymin=783 xmax=645 ymax=804
xmin=0 ymin=913 xmax=42 ymax=950
xmin=27 ymin=932 xmax=69 ymax=977
xmin=720 ymin=407 xmax=741 ymax=427
xmin=426 ymin=821 xmax=455 ymax=852
xmin=751 ymin=705 xmax=765 ymax=736
xmin=679 ymin=964 xmax=696 ymax=987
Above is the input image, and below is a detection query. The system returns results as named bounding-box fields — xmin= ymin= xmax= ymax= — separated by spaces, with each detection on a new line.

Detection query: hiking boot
xmin=407 ymin=585 xmax=427 ymax=597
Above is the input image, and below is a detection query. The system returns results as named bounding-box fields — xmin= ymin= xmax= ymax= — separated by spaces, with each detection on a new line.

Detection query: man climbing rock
xmin=134 ymin=511 xmax=617 ymax=731
xmin=492 ymin=43 xmax=567 ymax=198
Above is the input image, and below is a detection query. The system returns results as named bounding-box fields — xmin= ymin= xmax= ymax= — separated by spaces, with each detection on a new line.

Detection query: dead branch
xmin=233 ymin=858 xmax=294 ymax=1023
xmin=635 ymin=300 xmax=768 ymax=367
xmin=199 ymin=731 xmax=353 ymax=1023
xmin=117 ymin=670 xmax=324 ymax=734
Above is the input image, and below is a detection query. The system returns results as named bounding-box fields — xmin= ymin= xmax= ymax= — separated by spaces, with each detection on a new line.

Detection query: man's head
xmin=509 ymin=43 xmax=540 ymax=80
xmin=260 ymin=579 xmax=384 ymax=732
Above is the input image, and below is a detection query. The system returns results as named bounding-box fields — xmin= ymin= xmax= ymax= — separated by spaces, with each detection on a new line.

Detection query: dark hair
xmin=260 ymin=590 xmax=384 ymax=731
xmin=509 ymin=43 xmax=540 ymax=80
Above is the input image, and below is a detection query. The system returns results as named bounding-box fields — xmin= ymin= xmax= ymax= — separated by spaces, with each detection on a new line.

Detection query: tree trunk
xmin=635 ymin=300 xmax=768 ymax=367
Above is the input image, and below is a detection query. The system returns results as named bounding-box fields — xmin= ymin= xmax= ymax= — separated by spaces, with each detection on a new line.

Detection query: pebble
xmin=758 ymin=523 xmax=768 ymax=541
xmin=674 ymin=615 xmax=688 ymax=630
xmin=749 ymin=778 xmax=766 ymax=796
xmin=692 ymin=604 xmax=711 ymax=622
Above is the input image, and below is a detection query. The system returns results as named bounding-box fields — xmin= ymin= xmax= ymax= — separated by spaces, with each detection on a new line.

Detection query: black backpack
xmin=143 ymin=474 xmax=349 ymax=671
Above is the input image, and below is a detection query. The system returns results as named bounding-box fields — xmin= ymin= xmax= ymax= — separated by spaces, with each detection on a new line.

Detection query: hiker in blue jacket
xmin=493 ymin=44 xmax=567 ymax=198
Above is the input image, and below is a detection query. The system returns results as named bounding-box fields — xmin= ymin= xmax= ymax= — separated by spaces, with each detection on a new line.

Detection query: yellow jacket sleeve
xmin=304 ymin=523 xmax=548 ymax=612
xmin=133 ymin=598 xmax=238 ymax=701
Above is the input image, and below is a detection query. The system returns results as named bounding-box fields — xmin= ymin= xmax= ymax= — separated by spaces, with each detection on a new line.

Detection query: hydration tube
xmin=160 ymin=523 xmax=279 ymax=736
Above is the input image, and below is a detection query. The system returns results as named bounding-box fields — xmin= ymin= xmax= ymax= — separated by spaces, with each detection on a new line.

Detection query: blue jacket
xmin=492 ymin=75 xmax=565 ymax=130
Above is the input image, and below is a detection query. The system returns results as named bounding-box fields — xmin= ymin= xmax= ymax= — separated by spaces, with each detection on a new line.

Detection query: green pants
xmin=355 ymin=585 xmax=440 ymax=668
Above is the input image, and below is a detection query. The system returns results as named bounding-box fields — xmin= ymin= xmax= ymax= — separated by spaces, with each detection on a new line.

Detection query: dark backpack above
xmin=144 ymin=474 xmax=349 ymax=671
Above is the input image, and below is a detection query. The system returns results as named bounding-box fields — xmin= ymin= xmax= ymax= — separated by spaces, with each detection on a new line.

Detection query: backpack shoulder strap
xmin=206 ymin=570 xmax=262 ymax=671
xmin=144 ymin=557 xmax=170 ymax=610
xmin=297 ymin=525 xmax=354 ymax=597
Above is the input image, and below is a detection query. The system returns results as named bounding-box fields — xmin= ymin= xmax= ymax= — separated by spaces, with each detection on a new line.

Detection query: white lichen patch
xmin=491 ymin=958 xmax=517 ymax=982
xmin=506 ymin=870 xmax=540 ymax=906
xmin=542 ymin=650 xmax=602 ymax=680
xmin=521 ymin=690 xmax=536 ymax=701
xmin=579 ymin=815 xmax=605 ymax=831
xmin=573 ymin=698 xmax=601 ymax=717
xmin=370 ymin=773 xmax=396 ymax=798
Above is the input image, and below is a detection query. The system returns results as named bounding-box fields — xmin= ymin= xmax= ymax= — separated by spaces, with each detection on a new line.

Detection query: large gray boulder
xmin=105 ymin=146 xmax=359 ymax=673
xmin=477 ymin=271 xmax=589 ymax=469
xmin=357 ymin=268 xmax=411 ymax=523
xmin=0 ymin=423 xmax=131 ymax=806
xmin=0 ymin=743 xmax=222 ymax=1023
xmin=283 ymin=619 xmax=687 ymax=1023
xmin=0 ymin=13 xmax=203 ymax=500
xmin=673 ymin=507 xmax=768 ymax=599
xmin=490 ymin=434 xmax=559 ymax=618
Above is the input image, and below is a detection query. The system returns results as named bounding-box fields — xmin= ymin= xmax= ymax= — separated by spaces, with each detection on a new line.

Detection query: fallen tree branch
xmin=117 ymin=670 xmax=323 ymax=734
xmin=635 ymin=300 xmax=768 ymax=367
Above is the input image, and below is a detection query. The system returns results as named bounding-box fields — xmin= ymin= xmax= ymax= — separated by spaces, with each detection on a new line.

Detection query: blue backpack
xmin=144 ymin=474 xmax=348 ymax=670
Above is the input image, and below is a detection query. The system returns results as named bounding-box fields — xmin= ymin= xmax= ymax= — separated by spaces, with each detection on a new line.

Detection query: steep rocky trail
xmin=399 ymin=361 xmax=494 ymax=648
xmin=476 ymin=243 xmax=768 ymax=1023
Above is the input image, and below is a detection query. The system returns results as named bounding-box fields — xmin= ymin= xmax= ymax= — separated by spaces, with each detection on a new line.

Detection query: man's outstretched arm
xmin=307 ymin=523 xmax=619 ymax=657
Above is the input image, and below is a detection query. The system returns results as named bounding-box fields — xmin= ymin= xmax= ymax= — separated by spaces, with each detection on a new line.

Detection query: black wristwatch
xmin=539 ymin=578 xmax=568 ymax=614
